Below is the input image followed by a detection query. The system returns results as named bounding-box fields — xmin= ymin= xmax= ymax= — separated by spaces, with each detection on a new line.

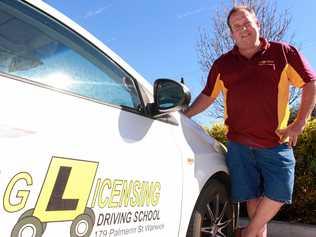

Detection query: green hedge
xmin=204 ymin=123 xmax=228 ymax=147
xmin=277 ymin=119 xmax=316 ymax=224
xmin=205 ymin=119 xmax=316 ymax=224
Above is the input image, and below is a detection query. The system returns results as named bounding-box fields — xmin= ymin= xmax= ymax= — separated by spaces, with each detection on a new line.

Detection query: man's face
xmin=229 ymin=10 xmax=260 ymax=50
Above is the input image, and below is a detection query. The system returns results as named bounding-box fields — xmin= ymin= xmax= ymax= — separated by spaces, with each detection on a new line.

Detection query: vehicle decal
xmin=3 ymin=172 xmax=33 ymax=213
xmin=9 ymin=157 xmax=98 ymax=237
xmin=33 ymin=157 xmax=98 ymax=222
xmin=91 ymin=178 xmax=161 ymax=209
xmin=3 ymin=157 xmax=165 ymax=237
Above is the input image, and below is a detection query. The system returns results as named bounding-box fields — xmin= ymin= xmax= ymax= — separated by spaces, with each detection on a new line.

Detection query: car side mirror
xmin=147 ymin=78 xmax=191 ymax=117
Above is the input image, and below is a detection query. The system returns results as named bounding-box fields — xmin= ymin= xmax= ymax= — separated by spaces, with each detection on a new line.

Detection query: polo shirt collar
xmin=232 ymin=37 xmax=270 ymax=56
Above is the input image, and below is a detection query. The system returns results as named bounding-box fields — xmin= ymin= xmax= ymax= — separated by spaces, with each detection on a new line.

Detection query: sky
xmin=44 ymin=0 xmax=316 ymax=126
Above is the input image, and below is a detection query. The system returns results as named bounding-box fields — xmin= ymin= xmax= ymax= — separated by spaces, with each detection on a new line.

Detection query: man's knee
xmin=247 ymin=197 xmax=261 ymax=204
xmin=247 ymin=197 xmax=262 ymax=209
xmin=247 ymin=197 xmax=262 ymax=218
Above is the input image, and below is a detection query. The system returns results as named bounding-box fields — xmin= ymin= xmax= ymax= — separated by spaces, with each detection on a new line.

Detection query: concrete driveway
xmin=240 ymin=218 xmax=316 ymax=237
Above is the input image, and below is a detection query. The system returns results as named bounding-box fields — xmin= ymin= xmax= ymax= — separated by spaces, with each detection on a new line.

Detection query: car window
xmin=0 ymin=1 xmax=142 ymax=109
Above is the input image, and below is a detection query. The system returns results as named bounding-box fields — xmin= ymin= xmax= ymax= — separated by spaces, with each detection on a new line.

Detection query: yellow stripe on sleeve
xmin=222 ymin=83 xmax=229 ymax=132
xmin=210 ymin=74 xmax=223 ymax=98
xmin=278 ymin=67 xmax=291 ymax=130
xmin=286 ymin=64 xmax=306 ymax=88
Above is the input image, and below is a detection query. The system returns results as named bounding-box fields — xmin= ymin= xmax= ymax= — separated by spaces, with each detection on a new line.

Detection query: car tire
xmin=17 ymin=208 xmax=47 ymax=232
xmin=70 ymin=214 xmax=94 ymax=237
xmin=11 ymin=216 xmax=44 ymax=237
xmin=84 ymin=207 xmax=95 ymax=224
xmin=186 ymin=179 xmax=234 ymax=237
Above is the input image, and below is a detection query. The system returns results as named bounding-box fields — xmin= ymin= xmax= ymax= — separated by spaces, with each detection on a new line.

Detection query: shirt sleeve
xmin=284 ymin=44 xmax=316 ymax=88
xmin=201 ymin=62 xmax=223 ymax=98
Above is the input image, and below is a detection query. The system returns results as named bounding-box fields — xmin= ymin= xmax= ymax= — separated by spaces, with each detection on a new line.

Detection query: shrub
xmin=276 ymin=119 xmax=316 ymax=224
xmin=204 ymin=123 xmax=228 ymax=146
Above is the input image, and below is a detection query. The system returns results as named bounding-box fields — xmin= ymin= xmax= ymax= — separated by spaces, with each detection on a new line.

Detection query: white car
xmin=0 ymin=1 xmax=238 ymax=237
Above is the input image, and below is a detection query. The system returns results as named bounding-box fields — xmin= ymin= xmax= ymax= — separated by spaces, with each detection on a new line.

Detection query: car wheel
xmin=18 ymin=208 xmax=35 ymax=221
xmin=11 ymin=216 xmax=44 ymax=237
xmin=187 ymin=179 xmax=234 ymax=237
xmin=70 ymin=214 xmax=94 ymax=237
xmin=84 ymin=207 xmax=95 ymax=224
xmin=17 ymin=208 xmax=47 ymax=232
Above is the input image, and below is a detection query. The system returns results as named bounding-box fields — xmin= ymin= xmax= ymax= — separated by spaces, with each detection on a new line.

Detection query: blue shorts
xmin=226 ymin=141 xmax=296 ymax=204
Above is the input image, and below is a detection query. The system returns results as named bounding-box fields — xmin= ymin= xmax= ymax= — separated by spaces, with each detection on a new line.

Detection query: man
xmin=184 ymin=5 xmax=316 ymax=237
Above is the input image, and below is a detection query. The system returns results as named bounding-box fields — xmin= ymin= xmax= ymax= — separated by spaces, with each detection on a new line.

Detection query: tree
xmin=197 ymin=0 xmax=301 ymax=119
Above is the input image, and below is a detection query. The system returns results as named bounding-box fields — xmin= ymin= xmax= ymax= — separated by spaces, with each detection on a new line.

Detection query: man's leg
xmin=225 ymin=141 xmax=264 ymax=237
xmin=241 ymin=143 xmax=295 ymax=237
xmin=242 ymin=197 xmax=283 ymax=237
xmin=246 ymin=198 xmax=267 ymax=237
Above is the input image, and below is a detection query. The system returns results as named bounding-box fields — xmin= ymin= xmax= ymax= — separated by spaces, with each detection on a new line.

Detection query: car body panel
xmin=0 ymin=1 xmax=230 ymax=236
xmin=0 ymin=75 xmax=184 ymax=236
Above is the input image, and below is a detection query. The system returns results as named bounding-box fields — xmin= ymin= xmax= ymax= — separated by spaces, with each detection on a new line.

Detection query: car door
xmin=0 ymin=1 xmax=182 ymax=236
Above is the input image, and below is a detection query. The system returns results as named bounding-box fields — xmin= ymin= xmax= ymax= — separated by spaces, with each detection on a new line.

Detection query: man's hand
xmin=181 ymin=105 xmax=189 ymax=115
xmin=182 ymin=93 xmax=216 ymax=118
xmin=277 ymin=80 xmax=315 ymax=147
xmin=275 ymin=120 xmax=306 ymax=147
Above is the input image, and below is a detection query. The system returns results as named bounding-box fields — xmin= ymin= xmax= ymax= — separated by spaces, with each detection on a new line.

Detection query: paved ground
xmin=239 ymin=218 xmax=316 ymax=237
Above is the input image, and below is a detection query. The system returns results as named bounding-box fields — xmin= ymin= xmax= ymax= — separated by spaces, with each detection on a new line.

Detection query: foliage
xmin=276 ymin=119 xmax=316 ymax=224
xmin=206 ymin=119 xmax=316 ymax=224
xmin=197 ymin=0 xmax=300 ymax=119
xmin=204 ymin=123 xmax=228 ymax=146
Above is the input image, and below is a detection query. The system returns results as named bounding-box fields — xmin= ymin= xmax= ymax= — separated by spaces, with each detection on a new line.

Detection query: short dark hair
xmin=227 ymin=5 xmax=256 ymax=30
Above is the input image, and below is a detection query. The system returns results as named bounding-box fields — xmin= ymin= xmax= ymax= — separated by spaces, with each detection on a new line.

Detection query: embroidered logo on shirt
xmin=258 ymin=60 xmax=275 ymax=66
xmin=258 ymin=60 xmax=275 ymax=70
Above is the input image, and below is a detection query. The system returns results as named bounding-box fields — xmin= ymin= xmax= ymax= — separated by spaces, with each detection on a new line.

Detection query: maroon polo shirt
xmin=202 ymin=38 xmax=316 ymax=148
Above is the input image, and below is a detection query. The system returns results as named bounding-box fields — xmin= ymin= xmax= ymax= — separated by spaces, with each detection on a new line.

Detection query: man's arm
xmin=277 ymin=80 xmax=316 ymax=146
xmin=184 ymin=93 xmax=216 ymax=118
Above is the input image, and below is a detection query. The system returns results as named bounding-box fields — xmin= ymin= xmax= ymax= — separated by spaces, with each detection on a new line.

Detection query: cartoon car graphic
xmin=11 ymin=157 xmax=98 ymax=237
